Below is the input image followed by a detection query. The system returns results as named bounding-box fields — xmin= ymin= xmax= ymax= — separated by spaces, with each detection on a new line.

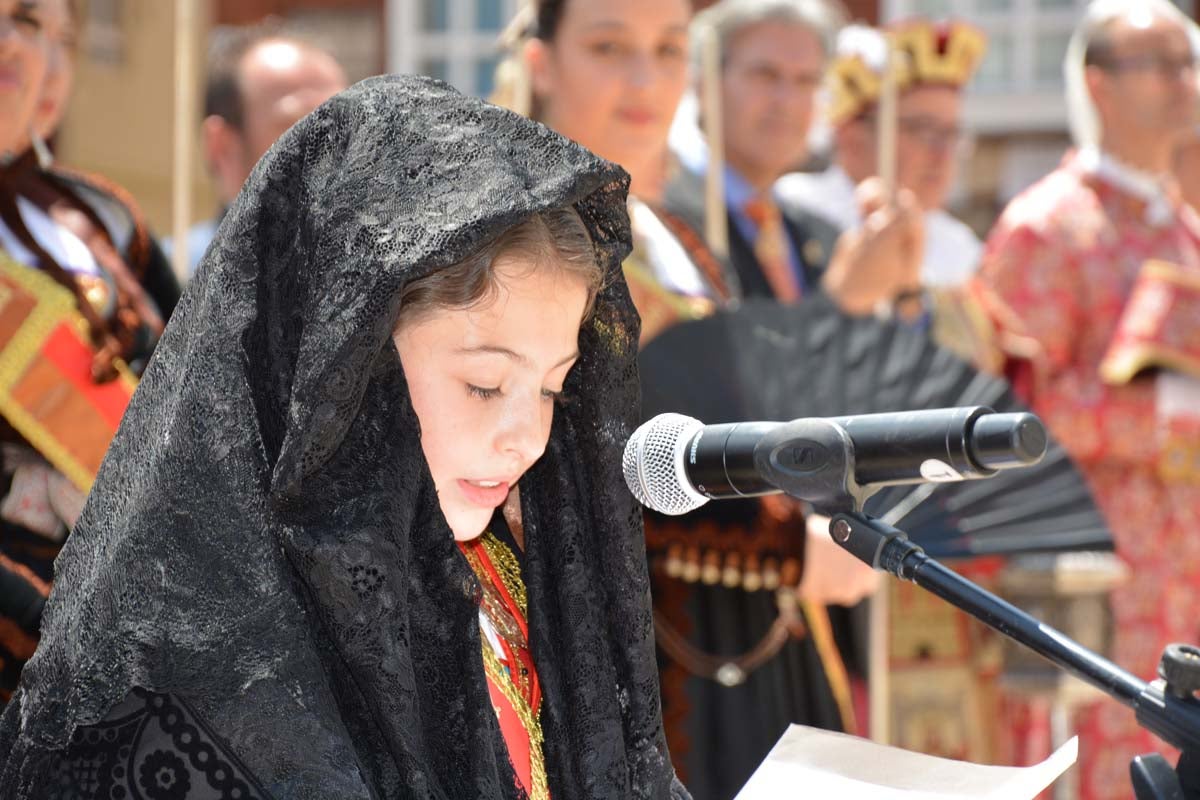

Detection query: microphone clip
xmin=751 ymin=418 xmax=874 ymax=514
xmin=829 ymin=512 xmax=925 ymax=576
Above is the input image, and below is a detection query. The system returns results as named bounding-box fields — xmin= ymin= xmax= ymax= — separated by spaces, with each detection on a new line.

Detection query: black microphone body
xmin=664 ymin=407 xmax=1046 ymax=514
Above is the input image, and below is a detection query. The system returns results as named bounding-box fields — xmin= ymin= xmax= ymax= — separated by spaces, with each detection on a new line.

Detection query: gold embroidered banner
xmin=0 ymin=254 xmax=137 ymax=492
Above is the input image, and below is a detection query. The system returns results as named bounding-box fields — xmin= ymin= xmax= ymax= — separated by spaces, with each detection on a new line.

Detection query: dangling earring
xmin=30 ymin=127 xmax=54 ymax=170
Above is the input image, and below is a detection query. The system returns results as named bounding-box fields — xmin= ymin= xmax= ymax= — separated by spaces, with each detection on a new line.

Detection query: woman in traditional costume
xmin=500 ymin=0 xmax=729 ymax=343
xmin=0 ymin=0 xmax=179 ymax=701
xmin=0 ymin=74 xmax=687 ymax=799
xmin=496 ymin=2 xmax=874 ymax=796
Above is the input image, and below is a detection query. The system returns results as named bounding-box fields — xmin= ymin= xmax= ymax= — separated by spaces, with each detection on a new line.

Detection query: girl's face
xmin=528 ymin=0 xmax=690 ymax=175
xmin=394 ymin=260 xmax=589 ymax=541
xmin=0 ymin=0 xmax=53 ymax=155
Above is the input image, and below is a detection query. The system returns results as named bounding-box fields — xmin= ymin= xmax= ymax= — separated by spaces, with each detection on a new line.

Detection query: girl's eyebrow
xmin=456 ymin=345 xmax=579 ymax=368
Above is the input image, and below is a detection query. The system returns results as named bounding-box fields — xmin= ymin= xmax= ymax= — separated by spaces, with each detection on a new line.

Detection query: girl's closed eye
xmin=467 ymin=384 xmax=502 ymax=400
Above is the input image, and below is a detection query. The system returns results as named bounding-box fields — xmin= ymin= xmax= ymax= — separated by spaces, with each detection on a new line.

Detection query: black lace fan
xmin=637 ymin=296 xmax=1112 ymax=558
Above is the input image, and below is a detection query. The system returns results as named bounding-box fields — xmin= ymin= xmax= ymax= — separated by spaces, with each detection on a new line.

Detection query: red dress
xmin=460 ymin=531 xmax=548 ymax=800
xmin=974 ymin=151 xmax=1200 ymax=798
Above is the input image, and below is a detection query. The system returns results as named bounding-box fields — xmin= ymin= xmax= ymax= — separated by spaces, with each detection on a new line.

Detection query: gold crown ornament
xmin=827 ymin=20 xmax=987 ymax=125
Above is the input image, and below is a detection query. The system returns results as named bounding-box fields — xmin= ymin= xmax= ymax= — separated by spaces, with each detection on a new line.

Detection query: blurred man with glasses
xmin=778 ymin=20 xmax=987 ymax=292
xmin=665 ymin=0 xmax=930 ymax=318
xmin=973 ymin=2 xmax=1200 ymax=796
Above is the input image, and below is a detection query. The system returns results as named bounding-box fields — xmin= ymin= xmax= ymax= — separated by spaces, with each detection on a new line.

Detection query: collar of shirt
xmin=1077 ymin=146 xmax=1175 ymax=227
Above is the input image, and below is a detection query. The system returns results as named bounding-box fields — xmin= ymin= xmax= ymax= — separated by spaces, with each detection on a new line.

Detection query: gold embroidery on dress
xmin=467 ymin=531 xmax=548 ymax=800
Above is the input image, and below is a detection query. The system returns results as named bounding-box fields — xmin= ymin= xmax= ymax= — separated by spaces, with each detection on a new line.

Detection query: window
xmin=387 ymin=0 xmax=522 ymax=98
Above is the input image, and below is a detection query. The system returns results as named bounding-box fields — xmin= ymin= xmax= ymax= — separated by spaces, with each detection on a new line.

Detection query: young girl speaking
xmin=0 ymin=75 xmax=687 ymax=800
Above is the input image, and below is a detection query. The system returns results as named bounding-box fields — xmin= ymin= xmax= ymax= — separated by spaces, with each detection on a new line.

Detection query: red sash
xmin=459 ymin=533 xmax=548 ymax=800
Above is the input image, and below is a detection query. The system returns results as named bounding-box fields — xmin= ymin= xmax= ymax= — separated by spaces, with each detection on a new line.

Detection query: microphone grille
xmin=622 ymin=413 xmax=708 ymax=515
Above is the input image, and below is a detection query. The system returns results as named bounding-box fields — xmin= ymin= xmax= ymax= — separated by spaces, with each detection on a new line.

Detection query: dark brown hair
xmin=395 ymin=205 xmax=603 ymax=328
xmin=534 ymin=0 xmax=568 ymax=41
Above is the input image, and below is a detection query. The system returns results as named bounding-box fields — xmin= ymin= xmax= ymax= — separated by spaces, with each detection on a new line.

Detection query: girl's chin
xmin=447 ymin=510 xmax=491 ymax=542
xmin=451 ymin=527 xmax=487 ymax=543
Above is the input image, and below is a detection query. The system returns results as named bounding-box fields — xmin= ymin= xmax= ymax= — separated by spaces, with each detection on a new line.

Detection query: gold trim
xmin=828 ymin=21 xmax=987 ymax=125
xmin=1160 ymin=438 xmax=1200 ymax=485
xmin=480 ymin=642 xmax=549 ymax=800
xmin=800 ymin=600 xmax=859 ymax=735
xmin=930 ymin=288 xmax=1007 ymax=374
xmin=1142 ymin=259 xmax=1200 ymax=292
xmin=479 ymin=531 xmax=528 ymax=617
xmin=0 ymin=255 xmax=137 ymax=492
xmin=1100 ymin=342 xmax=1200 ymax=385
xmin=474 ymin=530 xmax=548 ymax=800
xmin=622 ymin=259 xmax=715 ymax=320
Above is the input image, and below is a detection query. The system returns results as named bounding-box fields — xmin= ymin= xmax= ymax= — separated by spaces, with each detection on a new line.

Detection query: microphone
xmin=622 ymin=406 xmax=1047 ymax=515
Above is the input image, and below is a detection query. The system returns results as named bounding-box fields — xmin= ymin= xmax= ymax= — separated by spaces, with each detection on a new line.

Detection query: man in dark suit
xmin=655 ymin=3 xmax=926 ymax=796
xmin=666 ymin=0 xmax=922 ymax=313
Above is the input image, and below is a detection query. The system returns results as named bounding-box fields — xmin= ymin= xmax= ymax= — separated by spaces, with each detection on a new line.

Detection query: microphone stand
xmin=636 ymin=411 xmax=1200 ymax=794
xmin=828 ymin=511 xmax=1200 ymax=799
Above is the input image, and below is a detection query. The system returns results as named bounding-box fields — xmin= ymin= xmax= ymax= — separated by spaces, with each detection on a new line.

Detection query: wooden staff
xmin=700 ymin=25 xmax=729 ymax=261
xmin=868 ymin=576 xmax=891 ymax=744
xmin=868 ymin=41 xmax=904 ymax=746
xmin=172 ymin=0 xmax=198 ymax=284
xmin=876 ymin=38 xmax=900 ymax=209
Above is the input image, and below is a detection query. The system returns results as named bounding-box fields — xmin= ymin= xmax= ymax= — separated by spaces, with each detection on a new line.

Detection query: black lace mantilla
xmin=38 ymin=689 xmax=268 ymax=800
xmin=0 ymin=75 xmax=686 ymax=800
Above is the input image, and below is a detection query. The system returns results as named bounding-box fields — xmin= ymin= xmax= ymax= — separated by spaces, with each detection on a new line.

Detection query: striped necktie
xmin=742 ymin=195 xmax=801 ymax=302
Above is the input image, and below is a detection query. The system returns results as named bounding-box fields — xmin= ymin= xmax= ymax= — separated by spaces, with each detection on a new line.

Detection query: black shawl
xmin=0 ymin=75 xmax=684 ymax=800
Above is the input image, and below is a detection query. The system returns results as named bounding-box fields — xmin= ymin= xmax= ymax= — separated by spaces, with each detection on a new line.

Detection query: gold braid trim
xmin=0 ymin=254 xmax=137 ymax=492
xmin=480 ymin=643 xmax=548 ymax=800
xmin=475 ymin=530 xmax=547 ymax=800
xmin=1100 ymin=343 xmax=1200 ymax=385
xmin=480 ymin=531 xmax=528 ymax=616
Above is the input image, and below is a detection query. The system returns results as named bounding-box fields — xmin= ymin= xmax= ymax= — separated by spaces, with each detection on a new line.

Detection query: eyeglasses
xmin=896 ymin=116 xmax=968 ymax=151
xmin=1091 ymin=53 xmax=1199 ymax=79
xmin=857 ymin=113 xmax=971 ymax=154
xmin=859 ymin=113 xmax=968 ymax=151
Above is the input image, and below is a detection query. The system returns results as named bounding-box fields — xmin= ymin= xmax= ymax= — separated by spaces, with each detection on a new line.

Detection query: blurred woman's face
xmin=0 ymin=0 xmax=53 ymax=155
xmin=528 ymin=0 xmax=690 ymax=178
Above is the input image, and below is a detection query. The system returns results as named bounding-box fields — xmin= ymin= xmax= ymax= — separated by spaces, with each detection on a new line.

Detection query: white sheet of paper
xmin=735 ymin=725 xmax=1077 ymax=800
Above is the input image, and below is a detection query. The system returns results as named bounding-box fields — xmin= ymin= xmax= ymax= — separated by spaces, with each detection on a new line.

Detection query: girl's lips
xmin=457 ymin=479 xmax=511 ymax=508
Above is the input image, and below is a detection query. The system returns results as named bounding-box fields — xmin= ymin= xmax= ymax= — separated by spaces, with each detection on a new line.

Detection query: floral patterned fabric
xmin=35 ymin=689 xmax=268 ymax=800
xmin=974 ymin=151 xmax=1200 ymax=799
